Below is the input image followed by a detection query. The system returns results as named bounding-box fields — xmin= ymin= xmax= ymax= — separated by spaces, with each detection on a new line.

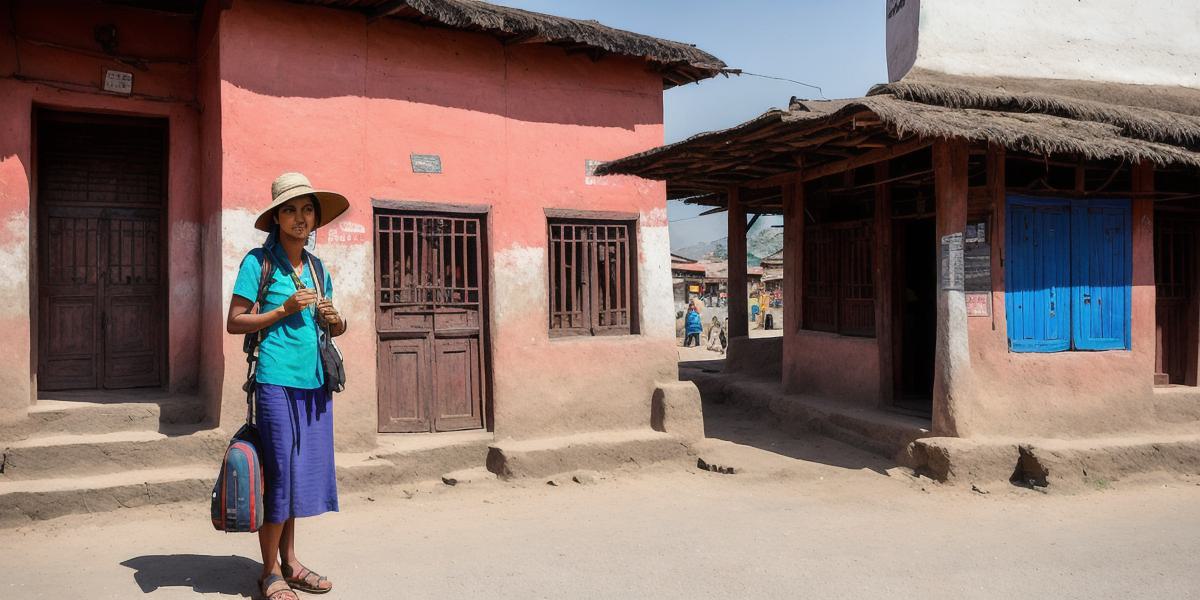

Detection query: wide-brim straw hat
xmin=254 ymin=172 xmax=349 ymax=232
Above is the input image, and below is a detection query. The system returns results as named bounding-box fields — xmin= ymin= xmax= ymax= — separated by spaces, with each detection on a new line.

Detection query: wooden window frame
xmin=802 ymin=218 xmax=876 ymax=337
xmin=546 ymin=211 xmax=639 ymax=338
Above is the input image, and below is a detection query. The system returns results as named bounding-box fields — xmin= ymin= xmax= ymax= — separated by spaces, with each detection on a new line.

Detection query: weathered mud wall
xmin=0 ymin=0 xmax=203 ymax=421
xmin=215 ymin=0 xmax=675 ymax=447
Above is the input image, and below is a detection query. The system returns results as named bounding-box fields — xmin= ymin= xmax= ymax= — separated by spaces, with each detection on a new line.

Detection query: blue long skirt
xmin=255 ymin=384 xmax=339 ymax=523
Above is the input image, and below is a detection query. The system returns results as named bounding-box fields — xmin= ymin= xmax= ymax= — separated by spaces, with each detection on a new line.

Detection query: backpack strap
xmin=305 ymin=253 xmax=333 ymax=337
xmin=240 ymin=250 xmax=275 ymax=427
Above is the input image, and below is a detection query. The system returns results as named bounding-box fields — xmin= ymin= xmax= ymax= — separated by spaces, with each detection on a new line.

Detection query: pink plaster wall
xmin=214 ymin=0 xmax=675 ymax=446
xmin=0 ymin=1 xmax=203 ymax=421
xmin=956 ymin=197 xmax=1159 ymax=438
xmin=197 ymin=0 xmax=226 ymax=425
xmin=783 ymin=330 xmax=881 ymax=405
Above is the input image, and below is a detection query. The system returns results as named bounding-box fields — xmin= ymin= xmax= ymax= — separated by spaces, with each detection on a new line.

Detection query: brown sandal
xmin=261 ymin=574 xmax=299 ymax=600
xmin=281 ymin=563 xmax=332 ymax=595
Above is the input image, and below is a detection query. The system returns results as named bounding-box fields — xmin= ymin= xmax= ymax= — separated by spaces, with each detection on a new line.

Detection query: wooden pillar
xmin=1133 ymin=162 xmax=1173 ymax=385
xmin=874 ymin=161 xmax=893 ymax=406
xmin=932 ymin=139 xmax=970 ymax=437
xmin=987 ymin=145 xmax=1006 ymax=321
xmin=727 ymin=187 xmax=749 ymax=339
xmin=782 ymin=178 xmax=804 ymax=390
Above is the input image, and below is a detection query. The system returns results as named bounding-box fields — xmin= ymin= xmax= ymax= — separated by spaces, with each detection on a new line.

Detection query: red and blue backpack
xmin=210 ymin=251 xmax=275 ymax=533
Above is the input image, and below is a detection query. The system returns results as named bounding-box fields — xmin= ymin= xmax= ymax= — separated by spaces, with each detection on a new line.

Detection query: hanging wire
xmin=723 ymin=69 xmax=825 ymax=100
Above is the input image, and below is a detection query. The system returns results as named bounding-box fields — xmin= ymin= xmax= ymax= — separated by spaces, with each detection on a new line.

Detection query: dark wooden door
xmin=375 ymin=211 xmax=485 ymax=432
xmin=1155 ymin=216 xmax=1198 ymax=385
xmin=36 ymin=112 xmax=166 ymax=392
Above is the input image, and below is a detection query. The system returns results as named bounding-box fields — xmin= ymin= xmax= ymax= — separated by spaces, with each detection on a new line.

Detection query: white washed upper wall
xmin=886 ymin=0 xmax=1200 ymax=87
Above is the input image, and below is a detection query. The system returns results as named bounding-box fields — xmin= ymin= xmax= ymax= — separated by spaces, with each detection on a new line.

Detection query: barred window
xmin=803 ymin=220 xmax=875 ymax=337
xmin=548 ymin=219 xmax=637 ymax=336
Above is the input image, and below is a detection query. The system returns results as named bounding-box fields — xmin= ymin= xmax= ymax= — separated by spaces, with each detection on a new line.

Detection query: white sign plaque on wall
xmin=940 ymin=232 xmax=964 ymax=291
xmin=102 ymin=69 xmax=133 ymax=95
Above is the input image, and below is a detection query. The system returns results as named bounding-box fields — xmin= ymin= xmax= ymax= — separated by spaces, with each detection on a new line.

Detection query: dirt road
xmin=4 ymin=405 xmax=1199 ymax=599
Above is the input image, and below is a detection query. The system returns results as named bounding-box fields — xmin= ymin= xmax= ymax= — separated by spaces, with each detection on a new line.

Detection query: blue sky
xmin=500 ymin=1 xmax=889 ymax=249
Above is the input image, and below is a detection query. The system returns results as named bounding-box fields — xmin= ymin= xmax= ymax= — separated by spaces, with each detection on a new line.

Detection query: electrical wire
xmin=725 ymin=69 xmax=825 ymax=100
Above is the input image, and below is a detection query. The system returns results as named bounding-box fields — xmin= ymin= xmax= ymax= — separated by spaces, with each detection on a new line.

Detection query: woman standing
xmin=684 ymin=304 xmax=703 ymax=347
xmin=226 ymin=173 xmax=349 ymax=600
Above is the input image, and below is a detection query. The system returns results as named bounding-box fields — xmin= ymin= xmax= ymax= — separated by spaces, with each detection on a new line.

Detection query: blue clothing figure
xmin=750 ymin=303 xmax=760 ymax=322
xmin=233 ymin=235 xmax=338 ymax=524
xmin=683 ymin=307 xmax=703 ymax=348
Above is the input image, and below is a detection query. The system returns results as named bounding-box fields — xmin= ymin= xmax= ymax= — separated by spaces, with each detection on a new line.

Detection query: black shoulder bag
xmin=305 ymin=254 xmax=346 ymax=395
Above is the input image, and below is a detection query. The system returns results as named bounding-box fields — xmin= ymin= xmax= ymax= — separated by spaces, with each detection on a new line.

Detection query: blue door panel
xmin=1071 ymin=199 xmax=1131 ymax=350
xmin=1006 ymin=197 xmax=1071 ymax=352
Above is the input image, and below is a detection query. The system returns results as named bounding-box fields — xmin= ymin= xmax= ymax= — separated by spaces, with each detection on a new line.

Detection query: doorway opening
xmin=892 ymin=216 xmax=936 ymax=413
xmin=1154 ymin=210 xmax=1199 ymax=386
xmin=35 ymin=109 xmax=168 ymax=392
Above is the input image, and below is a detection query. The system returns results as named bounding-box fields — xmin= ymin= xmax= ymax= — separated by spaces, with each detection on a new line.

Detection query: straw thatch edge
xmin=872 ymin=78 xmax=1200 ymax=149
xmin=291 ymin=0 xmax=726 ymax=87
xmin=598 ymin=93 xmax=1200 ymax=181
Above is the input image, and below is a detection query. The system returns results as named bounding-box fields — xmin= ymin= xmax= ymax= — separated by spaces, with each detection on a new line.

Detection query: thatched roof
xmin=873 ymin=70 xmax=1200 ymax=148
xmin=289 ymin=0 xmax=726 ymax=88
xmin=596 ymin=73 xmax=1200 ymax=200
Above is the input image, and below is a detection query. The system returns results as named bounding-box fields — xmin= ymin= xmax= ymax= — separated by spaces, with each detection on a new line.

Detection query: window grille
xmin=548 ymin=220 xmax=636 ymax=336
xmin=375 ymin=213 xmax=483 ymax=311
xmin=803 ymin=220 xmax=875 ymax=337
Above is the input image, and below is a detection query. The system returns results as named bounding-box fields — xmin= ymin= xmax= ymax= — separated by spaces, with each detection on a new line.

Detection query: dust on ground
xmin=4 ymin=403 xmax=1199 ymax=599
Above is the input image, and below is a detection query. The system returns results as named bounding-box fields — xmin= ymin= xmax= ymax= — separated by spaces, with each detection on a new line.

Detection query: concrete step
xmin=908 ymin=433 xmax=1200 ymax=490
xmin=0 ymin=465 xmax=215 ymax=527
xmin=1 ymin=427 xmax=227 ymax=480
xmin=0 ymin=431 xmax=496 ymax=528
xmin=486 ymin=429 xmax=691 ymax=479
xmin=336 ymin=430 xmax=493 ymax=492
xmin=0 ymin=397 xmax=204 ymax=443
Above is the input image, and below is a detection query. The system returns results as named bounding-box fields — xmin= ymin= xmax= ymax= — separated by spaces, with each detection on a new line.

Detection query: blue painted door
xmin=1006 ymin=197 xmax=1072 ymax=352
xmin=1071 ymin=199 xmax=1132 ymax=350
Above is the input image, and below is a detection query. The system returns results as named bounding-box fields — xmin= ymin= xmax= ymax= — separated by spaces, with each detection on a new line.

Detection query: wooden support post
xmin=727 ymin=186 xmax=749 ymax=339
xmin=782 ymin=176 xmax=804 ymax=391
xmin=874 ymin=161 xmax=894 ymax=406
xmin=1133 ymin=162 xmax=1173 ymax=386
xmin=932 ymin=139 xmax=970 ymax=437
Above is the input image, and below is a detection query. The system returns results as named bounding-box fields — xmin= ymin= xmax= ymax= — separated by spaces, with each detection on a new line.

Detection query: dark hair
xmin=274 ymin=194 xmax=322 ymax=225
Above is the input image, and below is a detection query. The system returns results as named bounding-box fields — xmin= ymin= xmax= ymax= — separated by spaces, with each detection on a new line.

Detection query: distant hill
xmin=672 ymin=224 xmax=783 ymax=267
xmin=674 ymin=239 xmax=726 ymax=261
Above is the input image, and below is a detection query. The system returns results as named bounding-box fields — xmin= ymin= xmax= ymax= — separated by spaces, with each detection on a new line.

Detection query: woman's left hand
xmin=317 ymin=299 xmax=341 ymax=327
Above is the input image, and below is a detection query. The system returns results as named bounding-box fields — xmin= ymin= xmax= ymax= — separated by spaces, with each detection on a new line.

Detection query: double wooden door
xmin=375 ymin=210 xmax=486 ymax=432
xmin=36 ymin=112 xmax=166 ymax=391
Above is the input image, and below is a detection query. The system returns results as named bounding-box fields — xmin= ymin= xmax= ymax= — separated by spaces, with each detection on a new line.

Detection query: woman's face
xmin=275 ymin=196 xmax=317 ymax=242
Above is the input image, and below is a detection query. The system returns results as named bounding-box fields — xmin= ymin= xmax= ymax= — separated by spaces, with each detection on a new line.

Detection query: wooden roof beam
xmin=801 ymin=137 xmax=932 ymax=183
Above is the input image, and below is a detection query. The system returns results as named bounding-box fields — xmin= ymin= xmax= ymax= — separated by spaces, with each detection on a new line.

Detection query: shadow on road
xmin=698 ymin=394 xmax=896 ymax=476
xmin=120 ymin=554 xmax=258 ymax=596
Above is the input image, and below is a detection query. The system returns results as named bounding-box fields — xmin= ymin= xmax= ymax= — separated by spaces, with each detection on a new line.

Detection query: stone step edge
xmin=486 ymin=429 xmax=692 ymax=480
xmin=0 ymin=448 xmax=488 ymax=527
xmin=905 ymin=435 xmax=1200 ymax=489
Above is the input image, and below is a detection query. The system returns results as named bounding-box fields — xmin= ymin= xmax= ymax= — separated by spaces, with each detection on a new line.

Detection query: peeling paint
xmin=492 ymin=245 xmax=546 ymax=328
xmin=637 ymin=220 xmax=674 ymax=338
xmin=0 ymin=212 xmax=30 ymax=309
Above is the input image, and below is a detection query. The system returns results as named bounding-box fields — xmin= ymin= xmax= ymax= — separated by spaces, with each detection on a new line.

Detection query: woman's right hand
xmin=282 ymin=288 xmax=318 ymax=315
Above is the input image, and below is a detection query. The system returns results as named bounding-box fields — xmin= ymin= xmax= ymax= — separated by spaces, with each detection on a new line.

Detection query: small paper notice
xmin=940 ymin=232 xmax=964 ymax=291
xmin=102 ymin=70 xmax=133 ymax=95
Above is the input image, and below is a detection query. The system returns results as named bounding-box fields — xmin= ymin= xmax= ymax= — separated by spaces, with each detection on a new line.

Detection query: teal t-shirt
xmin=232 ymin=247 xmax=333 ymax=390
